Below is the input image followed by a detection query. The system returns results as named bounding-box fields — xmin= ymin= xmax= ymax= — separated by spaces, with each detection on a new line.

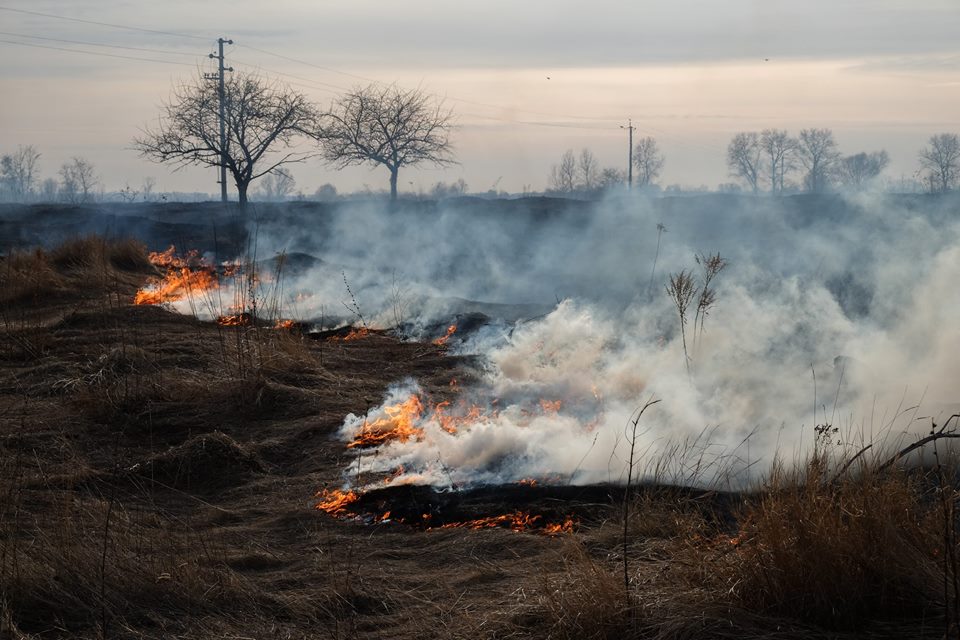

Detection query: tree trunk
xmin=389 ymin=168 xmax=399 ymax=201
xmin=237 ymin=180 xmax=249 ymax=207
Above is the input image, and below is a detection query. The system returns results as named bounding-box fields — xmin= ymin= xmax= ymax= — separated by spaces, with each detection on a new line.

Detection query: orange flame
xmin=347 ymin=395 xmax=425 ymax=449
xmin=328 ymin=327 xmax=371 ymax=342
xmin=315 ymin=489 xmax=359 ymax=515
xmin=432 ymin=324 xmax=457 ymax=346
xmin=216 ymin=313 xmax=252 ymax=326
xmin=135 ymin=246 xmax=219 ymax=305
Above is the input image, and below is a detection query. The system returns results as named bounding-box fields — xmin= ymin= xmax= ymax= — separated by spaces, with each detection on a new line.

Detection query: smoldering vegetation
xmin=232 ymin=192 xmax=960 ymax=489
xmin=1 ymin=195 xmax=959 ymax=639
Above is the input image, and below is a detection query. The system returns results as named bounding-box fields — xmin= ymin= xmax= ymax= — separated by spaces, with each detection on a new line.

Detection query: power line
xmin=0 ymin=30 xmax=202 ymax=57
xmin=0 ymin=38 xmax=198 ymax=67
xmin=0 ymin=5 xmax=210 ymax=41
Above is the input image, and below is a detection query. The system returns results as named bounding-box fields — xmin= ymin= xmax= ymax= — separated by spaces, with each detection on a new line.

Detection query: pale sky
xmin=2 ymin=0 xmax=959 ymax=195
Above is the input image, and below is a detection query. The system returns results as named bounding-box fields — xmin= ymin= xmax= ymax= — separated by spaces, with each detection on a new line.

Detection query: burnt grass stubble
xmin=0 ymin=221 xmax=956 ymax=638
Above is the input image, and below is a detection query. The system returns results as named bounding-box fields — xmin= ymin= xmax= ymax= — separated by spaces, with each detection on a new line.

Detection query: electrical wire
xmin=0 ymin=38 xmax=199 ymax=67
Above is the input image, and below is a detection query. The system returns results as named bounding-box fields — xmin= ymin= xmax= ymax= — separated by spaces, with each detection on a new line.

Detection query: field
xmin=1 ymin=198 xmax=958 ymax=639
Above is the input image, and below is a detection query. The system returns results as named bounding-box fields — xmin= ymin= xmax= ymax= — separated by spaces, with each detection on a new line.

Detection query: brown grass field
xmin=1 ymin=236 xmax=957 ymax=639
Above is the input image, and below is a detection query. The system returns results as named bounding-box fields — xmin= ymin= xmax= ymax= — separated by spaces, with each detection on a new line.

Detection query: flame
xmin=432 ymin=324 xmax=457 ymax=346
xmin=543 ymin=517 xmax=576 ymax=536
xmin=347 ymin=395 xmax=425 ymax=449
xmin=275 ymin=319 xmax=296 ymax=329
xmin=216 ymin=313 xmax=252 ymax=326
xmin=315 ymin=489 xmax=359 ymax=515
xmin=539 ymin=399 xmax=562 ymax=414
xmin=135 ymin=245 xmax=219 ymax=305
xmin=518 ymin=478 xmax=538 ymax=486
xmin=329 ymin=327 xmax=370 ymax=342
xmin=437 ymin=511 xmax=540 ymax=532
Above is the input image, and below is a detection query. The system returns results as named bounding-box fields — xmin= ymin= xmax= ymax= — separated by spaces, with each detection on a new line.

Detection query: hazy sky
xmin=2 ymin=0 xmax=960 ymax=195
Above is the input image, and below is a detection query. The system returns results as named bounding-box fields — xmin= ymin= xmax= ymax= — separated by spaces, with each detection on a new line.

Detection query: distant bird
xmin=764 ymin=58 xmax=769 ymax=62
xmin=546 ymin=76 xmax=551 ymax=80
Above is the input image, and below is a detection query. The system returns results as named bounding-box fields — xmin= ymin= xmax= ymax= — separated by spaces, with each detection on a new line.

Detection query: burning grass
xmin=3 ymin=234 xmax=959 ymax=639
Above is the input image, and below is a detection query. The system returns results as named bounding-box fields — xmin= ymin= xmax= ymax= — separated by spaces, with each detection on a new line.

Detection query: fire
xmin=329 ymin=327 xmax=371 ymax=342
xmin=518 ymin=478 xmax=538 ymax=486
xmin=216 ymin=312 xmax=252 ymax=326
xmin=439 ymin=511 xmax=540 ymax=532
xmin=275 ymin=319 xmax=296 ymax=329
xmin=539 ymin=399 xmax=562 ymax=414
xmin=315 ymin=489 xmax=359 ymax=515
xmin=435 ymin=511 xmax=575 ymax=535
xmin=543 ymin=517 xmax=576 ymax=536
xmin=135 ymin=245 xmax=219 ymax=305
xmin=432 ymin=324 xmax=457 ymax=346
xmin=347 ymin=395 xmax=425 ymax=449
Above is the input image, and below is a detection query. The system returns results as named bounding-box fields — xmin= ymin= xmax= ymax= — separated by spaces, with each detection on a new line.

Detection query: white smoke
xmin=256 ymin=192 xmax=960 ymax=488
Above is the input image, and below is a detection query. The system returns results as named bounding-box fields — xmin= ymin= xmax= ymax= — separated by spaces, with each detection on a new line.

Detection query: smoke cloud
xmin=238 ymin=193 xmax=960 ymax=488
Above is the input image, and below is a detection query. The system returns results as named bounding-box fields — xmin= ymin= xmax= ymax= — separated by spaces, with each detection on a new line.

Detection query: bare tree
xmin=549 ymin=149 xmax=577 ymax=193
xmin=135 ymin=71 xmax=320 ymax=206
xmin=58 ymin=157 xmax=98 ymax=204
xmin=798 ymin=128 xmax=840 ymax=193
xmin=39 ymin=178 xmax=58 ymax=202
xmin=919 ymin=133 xmax=960 ymax=193
xmin=835 ymin=151 xmax=889 ymax=189
xmin=314 ymin=183 xmax=338 ymax=201
xmin=256 ymin=167 xmax=297 ymax=201
xmin=598 ymin=167 xmax=626 ymax=190
xmin=1 ymin=145 xmax=41 ymax=202
xmin=316 ymin=84 xmax=455 ymax=200
xmin=726 ymin=132 xmax=762 ymax=194
xmin=760 ymin=129 xmax=798 ymax=195
xmin=141 ymin=177 xmax=156 ymax=202
xmin=633 ymin=136 xmax=664 ymax=187
xmin=578 ymin=148 xmax=600 ymax=191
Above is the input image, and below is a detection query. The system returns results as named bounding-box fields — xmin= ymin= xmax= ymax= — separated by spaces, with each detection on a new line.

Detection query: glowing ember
xmin=347 ymin=395 xmax=425 ymax=448
xmin=315 ymin=489 xmax=359 ymax=515
xmin=439 ymin=511 xmax=540 ymax=531
xmin=432 ymin=324 xmax=457 ymax=346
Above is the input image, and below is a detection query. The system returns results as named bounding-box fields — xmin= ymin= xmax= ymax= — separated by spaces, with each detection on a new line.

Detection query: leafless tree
xmin=835 ymin=151 xmax=889 ymax=189
xmin=760 ymin=129 xmax=798 ymax=195
xmin=726 ymin=132 xmax=762 ymax=194
xmin=1 ymin=145 xmax=41 ymax=202
xmin=135 ymin=71 xmax=320 ymax=206
xmin=918 ymin=133 xmax=960 ymax=193
xmin=549 ymin=149 xmax=577 ymax=193
xmin=316 ymin=84 xmax=455 ymax=201
xmin=578 ymin=148 xmax=600 ymax=191
xmin=430 ymin=178 xmax=468 ymax=199
xmin=256 ymin=167 xmax=297 ymax=201
xmin=633 ymin=136 xmax=665 ymax=187
xmin=798 ymin=128 xmax=840 ymax=193
xmin=314 ymin=183 xmax=338 ymax=201
xmin=58 ymin=157 xmax=98 ymax=204
xmin=141 ymin=177 xmax=156 ymax=202
xmin=39 ymin=178 xmax=58 ymax=202
xmin=598 ymin=167 xmax=626 ymax=190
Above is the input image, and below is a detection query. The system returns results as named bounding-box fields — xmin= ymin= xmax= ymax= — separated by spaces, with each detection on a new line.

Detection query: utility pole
xmin=206 ymin=38 xmax=233 ymax=203
xmin=621 ymin=119 xmax=635 ymax=189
